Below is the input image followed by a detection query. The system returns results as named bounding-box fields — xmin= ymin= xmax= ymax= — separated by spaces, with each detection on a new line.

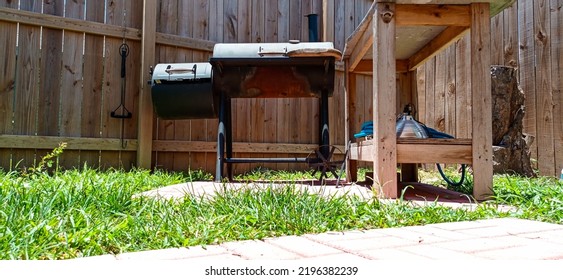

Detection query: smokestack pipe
xmin=306 ymin=14 xmax=319 ymax=42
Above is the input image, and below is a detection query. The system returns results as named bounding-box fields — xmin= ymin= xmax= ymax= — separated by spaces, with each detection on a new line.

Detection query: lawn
xmin=0 ymin=156 xmax=561 ymax=259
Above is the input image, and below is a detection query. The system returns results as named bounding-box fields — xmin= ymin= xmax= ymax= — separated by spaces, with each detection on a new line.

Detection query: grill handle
xmin=258 ymin=46 xmax=287 ymax=57
xmin=165 ymin=64 xmax=197 ymax=79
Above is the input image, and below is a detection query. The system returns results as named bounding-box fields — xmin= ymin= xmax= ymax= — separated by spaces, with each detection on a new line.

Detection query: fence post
xmin=137 ymin=0 xmax=157 ymax=169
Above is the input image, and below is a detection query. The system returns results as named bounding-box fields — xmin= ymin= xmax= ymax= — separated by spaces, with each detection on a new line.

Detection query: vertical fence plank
xmin=233 ymin=0 xmax=251 ymax=174
xmin=416 ymin=64 xmax=426 ymax=124
xmin=263 ymin=0 xmax=278 ymax=170
xmin=0 ymin=1 xmax=17 ymax=170
xmin=424 ymin=57 xmax=436 ymax=130
xmin=171 ymin=0 xmax=194 ymax=173
xmin=534 ymin=0 xmax=555 ymax=176
xmin=56 ymin=0 xmax=85 ymax=169
xmin=444 ymin=46 xmax=456 ymax=136
xmin=455 ymin=34 xmax=471 ymax=139
xmin=120 ymin=0 xmax=142 ymax=169
xmin=38 ymin=0 xmax=63 ymax=138
xmin=518 ymin=0 xmax=537 ymax=166
xmin=301 ymin=0 xmax=320 ymax=145
xmin=80 ymin=0 xmax=106 ymax=169
xmin=190 ymin=0 xmax=211 ymax=173
xmin=153 ymin=0 xmax=178 ymax=170
xmin=101 ymin=0 xmax=128 ymax=169
xmin=334 ymin=1 xmax=346 ymax=50
xmin=287 ymin=0 xmax=304 ymax=171
xmin=490 ymin=10 xmax=504 ymax=65
xmin=552 ymin=0 xmax=563 ymax=174
xmin=249 ymin=0 xmax=266 ymax=172
xmin=503 ymin=2 xmax=519 ymax=67
xmin=434 ymin=52 xmax=446 ymax=132
xmin=36 ymin=0 xmax=64 ymax=169
xmin=209 ymin=0 xmax=224 ymax=42
xmin=13 ymin=2 xmax=42 ymax=169
xmin=276 ymin=0 xmax=291 ymax=171
xmin=322 ymin=0 xmax=335 ymax=42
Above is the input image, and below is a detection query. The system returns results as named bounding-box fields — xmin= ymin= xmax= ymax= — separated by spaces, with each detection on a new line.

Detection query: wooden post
xmin=137 ymin=0 xmax=157 ymax=169
xmin=470 ymin=3 xmax=493 ymax=200
xmin=373 ymin=2 xmax=397 ymax=198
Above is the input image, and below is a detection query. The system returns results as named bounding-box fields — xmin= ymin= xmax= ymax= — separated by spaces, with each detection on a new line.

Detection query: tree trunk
xmin=491 ymin=66 xmax=535 ymax=177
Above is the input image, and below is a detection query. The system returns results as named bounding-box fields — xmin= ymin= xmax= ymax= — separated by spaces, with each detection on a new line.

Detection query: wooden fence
xmin=323 ymin=0 xmax=562 ymax=177
xmin=0 ymin=0 xmax=561 ymax=177
xmin=422 ymin=0 xmax=562 ymax=177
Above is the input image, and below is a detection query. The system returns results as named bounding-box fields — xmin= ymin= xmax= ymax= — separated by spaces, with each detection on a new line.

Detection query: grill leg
xmin=225 ymin=97 xmax=233 ymax=180
xmin=320 ymin=89 xmax=330 ymax=158
xmin=215 ymin=92 xmax=226 ymax=182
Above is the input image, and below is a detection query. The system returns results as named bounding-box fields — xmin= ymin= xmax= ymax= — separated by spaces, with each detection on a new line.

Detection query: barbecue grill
xmin=151 ymin=62 xmax=217 ymax=119
xmin=209 ymin=41 xmax=342 ymax=181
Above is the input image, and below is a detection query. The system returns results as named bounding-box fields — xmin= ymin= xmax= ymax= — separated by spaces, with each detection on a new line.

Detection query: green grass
xmin=0 ymin=161 xmax=561 ymax=260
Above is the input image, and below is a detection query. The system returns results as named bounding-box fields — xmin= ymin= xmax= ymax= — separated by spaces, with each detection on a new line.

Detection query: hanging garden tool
xmin=110 ymin=43 xmax=132 ymax=149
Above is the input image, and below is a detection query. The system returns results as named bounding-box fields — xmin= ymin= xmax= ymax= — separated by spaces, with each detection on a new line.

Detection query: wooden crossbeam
xmin=352 ymin=59 xmax=409 ymax=73
xmin=0 ymin=135 xmax=345 ymax=155
xmin=396 ymin=5 xmax=471 ymax=27
xmin=408 ymin=26 xmax=469 ymax=71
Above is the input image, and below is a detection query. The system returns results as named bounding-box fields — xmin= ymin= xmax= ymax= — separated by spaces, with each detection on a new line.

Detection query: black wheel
xmin=306 ymin=145 xmax=345 ymax=181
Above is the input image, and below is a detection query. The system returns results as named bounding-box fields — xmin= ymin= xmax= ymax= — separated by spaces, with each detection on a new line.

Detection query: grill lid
xmin=211 ymin=42 xmax=341 ymax=59
xmin=152 ymin=62 xmax=212 ymax=84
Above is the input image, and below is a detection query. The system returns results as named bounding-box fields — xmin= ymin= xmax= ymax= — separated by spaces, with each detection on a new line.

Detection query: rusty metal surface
xmin=210 ymin=57 xmax=336 ymax=98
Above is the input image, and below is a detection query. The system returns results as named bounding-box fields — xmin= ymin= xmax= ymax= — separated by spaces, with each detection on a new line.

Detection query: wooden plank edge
xmin=351 ymin=59 xmax=410 ymax=73
xmin=153 ymin=140 xmax=346 ymax=154
xmin=350 ymin=139 xmax=473 ymax=164
xmin=0 ymin=7 xmax=215 ymax=52
xmin=0 ymin=135 xmax=346 ymax=155
xmin=0 ymin=135 xmax=138 ymax=151
xmin=396 ymin=4 xmax=470 ymax=27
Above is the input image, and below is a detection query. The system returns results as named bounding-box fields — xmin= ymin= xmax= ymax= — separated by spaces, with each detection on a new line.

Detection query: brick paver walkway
xmin=80 ymin=218 xmax=563 ymax=260
xmin=76 ymin=182 xmax=562 ymax=261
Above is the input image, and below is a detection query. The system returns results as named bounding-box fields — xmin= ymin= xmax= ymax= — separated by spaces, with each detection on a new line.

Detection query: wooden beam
xmin=408 ymin=26 xmax=469 ymax=71
xmin=0 ymin=7 xmax=215 ymax=52
xmin=0 ymin=135 xmax=345 ymax=155
xmin=342 ymin=3 xmax=375 ymax=70
xmin=0 ymin=135 xmax=137 ymax=151
xmin=396 ymin=4 xmax=470 ymax=27
xmin=372 ymin=2 xmax=397 ymax=198
xmin=470 ymin=3 xmax=493 ymax=200
xmin=137 ymin=0 xmax=157 ymax=169
xmin=347 ymin=21 xmax=373 ymax=73
xmin=0 ymin=7 xmax=141 ymax=40
xmin=153 ymin=140 xmax=344 ymax=154
xmin=351 ymin=59 xmax=409 ymax=73
xmin=349 ymin=139 xmax=472 ymax=164
xmin=155 ymin=33 xmax=214 ymax=52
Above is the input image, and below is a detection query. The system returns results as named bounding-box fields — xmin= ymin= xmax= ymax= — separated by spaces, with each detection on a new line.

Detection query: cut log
xmin=491 ymin=66 xmax=535 ymax=177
